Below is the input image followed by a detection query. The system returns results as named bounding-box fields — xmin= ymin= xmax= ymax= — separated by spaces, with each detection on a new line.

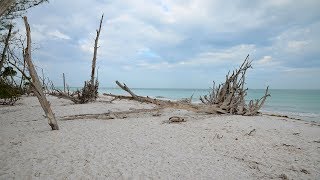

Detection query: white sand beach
xmin=0 ymin=95 xmax=319 ymax=179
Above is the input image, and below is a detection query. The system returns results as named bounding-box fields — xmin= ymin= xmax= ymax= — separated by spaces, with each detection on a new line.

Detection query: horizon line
xmin=55 ymin=86 xmax=320 ymax=90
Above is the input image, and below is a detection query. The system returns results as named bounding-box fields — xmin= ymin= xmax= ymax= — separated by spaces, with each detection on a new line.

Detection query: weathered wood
xmin=19 ymin=54 xmax=26 ymax=89
xmin=63 ymin=73 xmax=66 ymax=92
xmin=23 ymin=16 xmax=59 ymax=130
xmin=200 ymin=55 xmax=269 ymax=116
xmin=115 ymin=81 xmax=140 ymax=99
xmin=0 ymin=24 xmax=12 ymax=73
xmin=60 ymin=107 xmax=162 ymax=121
xmin=103 ymin=93 xmax=136 ymax=101
xmin=0 ymin=0 xmax=14 ymax=17
xmin=90 ymin=14 xmax=104 ymax=86
xmin=110 ymin=81 xmax=227 ymax=114
xmin=244 ymin=86 xmax=270 ymax=116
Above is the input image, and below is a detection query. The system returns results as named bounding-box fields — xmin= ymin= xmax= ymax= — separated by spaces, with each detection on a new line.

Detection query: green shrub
xmin=0 ymin=80 xmax=22 ymax=105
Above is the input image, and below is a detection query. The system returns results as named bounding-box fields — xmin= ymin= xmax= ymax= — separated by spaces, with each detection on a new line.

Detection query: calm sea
xmin=67 ymin=87 xmax=320 ymax=122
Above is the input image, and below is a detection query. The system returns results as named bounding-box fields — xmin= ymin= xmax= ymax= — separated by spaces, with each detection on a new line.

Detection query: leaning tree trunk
xmin=0 ymin=24 xmax=12 ymax=73
xmin=23 ymin=16 xmax=59 ymax=130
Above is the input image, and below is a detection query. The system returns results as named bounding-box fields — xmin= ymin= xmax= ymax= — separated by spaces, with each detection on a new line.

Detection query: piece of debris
xmin=279 ymin=174 xmax=288 ymax=180
xmin=152 ymin=111 xmax=161 ymax=117
xmin=301 ymin=169 xmax=310 ymax=174
xmin=293 ymin=132 xmax=300 ymax=135
xmin=246 ymin=129 xmax=256 ymax=136
xmin=282 ymin=143 xmax=294 ymax=147
xmin=169 ymin=116 xmax=185 ymax=123
xmin=213 ymin=133 xmax=223 ymax=139
xmin=270 ymin=114 xmax=289 ymax=118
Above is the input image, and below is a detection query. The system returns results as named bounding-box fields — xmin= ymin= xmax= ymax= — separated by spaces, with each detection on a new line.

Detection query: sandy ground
xmin=0 ymin=95 xmax=319 ymax=179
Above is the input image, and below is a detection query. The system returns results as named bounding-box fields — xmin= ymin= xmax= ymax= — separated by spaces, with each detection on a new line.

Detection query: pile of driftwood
xmin=104 ymin=55 xmax=270 ymax=116
xmin=200 ymin=55 xmax=270 ymax=115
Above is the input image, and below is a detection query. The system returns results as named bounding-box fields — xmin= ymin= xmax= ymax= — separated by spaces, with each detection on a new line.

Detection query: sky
xmin=16 ymin=0 xmax=320 ymax=89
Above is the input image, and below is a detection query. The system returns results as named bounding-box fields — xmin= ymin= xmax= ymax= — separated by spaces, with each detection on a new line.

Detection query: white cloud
xmin=121 ymin=65 xmax=133 ymax=71
xmin=17 ymin=0 xmax=320 ymax=88
xmin=256 ymin=56 xmax=272 ymax=65
xmin=270 ymin=26 xmax=316 ymax=55
xmin=133 ymin=44 xmax=256 ymax=70
xmin=48 ymin=30 xmax=71 ymax=40
xmin=176 ymin=44 xmax=256 ymax=67
xmin=287 ymin=40 xmax=309 ymax=51
xmin=79 ymin=39 xmax=93 ymax=54
xmin=29 ymin=24 xmax=71 ymax=42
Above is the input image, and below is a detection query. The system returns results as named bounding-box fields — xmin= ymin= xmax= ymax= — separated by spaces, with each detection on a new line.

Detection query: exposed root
xmin=200 ymin=55 xmax=270 ymax=116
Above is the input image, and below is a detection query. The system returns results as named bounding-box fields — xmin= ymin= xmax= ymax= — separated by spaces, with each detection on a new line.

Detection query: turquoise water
xmin=65 ymin=87 xmax=320 ymax=122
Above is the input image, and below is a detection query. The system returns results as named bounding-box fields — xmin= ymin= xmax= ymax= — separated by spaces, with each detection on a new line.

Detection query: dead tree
xmin=0 ymin=24 xmax=13 ymax=73
xmin=63 ymin=73 xmax=66 ymax=92
xmin=50 ymin=14 xmax=104 ymax=104
xmin=106 ymin=55 xmax=269 ymax=116
xmin=68 ymin=14 xmax=104 ymax=103
xmin=200 ymin=55 xmax=270 ymax=115
xmin=90 ymin=14 xmax=104 ymax=86
xmin=104 ymin=81 xmax=227 ymax=114
xmin=23 ymin=16 xmax=59 ymax=130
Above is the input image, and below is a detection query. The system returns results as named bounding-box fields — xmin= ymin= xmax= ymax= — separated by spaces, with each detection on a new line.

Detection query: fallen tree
xmin=104 ymin=55 xmax=270 ymax=116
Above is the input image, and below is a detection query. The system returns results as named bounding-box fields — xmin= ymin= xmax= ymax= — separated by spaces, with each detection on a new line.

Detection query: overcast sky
xmin=18 ymin=0 xmax=320 ymax=89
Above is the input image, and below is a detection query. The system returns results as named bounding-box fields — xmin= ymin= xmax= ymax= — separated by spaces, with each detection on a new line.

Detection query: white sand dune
xmin=0 ymin=95 xmax=319 ymax=179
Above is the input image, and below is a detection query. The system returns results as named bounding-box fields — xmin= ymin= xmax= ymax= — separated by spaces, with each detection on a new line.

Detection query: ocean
xmin=66 ymin=87 xmax=320 ymax=122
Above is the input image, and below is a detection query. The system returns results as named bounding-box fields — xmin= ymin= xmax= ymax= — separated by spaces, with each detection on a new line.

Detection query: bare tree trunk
xmin=90 ymin=14 xmax=104 ymax=86
xmin=0 ymin=0 xmax=14 ymax=17
xmin=19 ymin=56 xmax=26 ymax=89
xmin=41 ymin=68 xmax=45 ymax=87
xmin=63 ymin=73 xmax=66 ymax=92
xmin=0 ymin=24 xmax=13 ymax=73
xmin=23 ymin=16 xmax=59 ymax=130
xmin=108 ymin=81 xmax=227 ymax=114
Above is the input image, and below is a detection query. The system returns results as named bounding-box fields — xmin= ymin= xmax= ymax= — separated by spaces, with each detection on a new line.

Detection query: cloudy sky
xmin=18 ymin=0 xmax=320 ymax=89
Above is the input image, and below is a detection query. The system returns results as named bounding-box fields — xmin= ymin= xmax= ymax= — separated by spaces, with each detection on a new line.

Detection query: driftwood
xmin=200 ymin=55 xmax=270 ymax=116
xmin=0 ymin=24 xmax=12 ymax=73
xmin=169 ymin=116 xmax=185 ymax=123
xmin=23 ymin=16 xmax=59 ymax=130
xmin=49 ymin=15 xmax=104 ymax=104
xmin=90 ymin=14 xmax=103 ymax=86
xmin=104 ymin=81 xmax=227 ymax=114
xmin=105 ymin=55 xmax=269 ymax=116
xmin=62 ymin=73 xmax=66 ymax=93
xmin=60 ymin=107 xmax=162 ymax=121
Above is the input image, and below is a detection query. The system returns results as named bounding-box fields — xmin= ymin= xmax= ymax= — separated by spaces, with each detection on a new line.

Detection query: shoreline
xmin=0 ymin=95 xmax=319 ymax=179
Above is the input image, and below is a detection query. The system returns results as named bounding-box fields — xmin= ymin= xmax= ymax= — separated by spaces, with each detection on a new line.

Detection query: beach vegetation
xmin=0 ymin=79 xmax=21 ymax=105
